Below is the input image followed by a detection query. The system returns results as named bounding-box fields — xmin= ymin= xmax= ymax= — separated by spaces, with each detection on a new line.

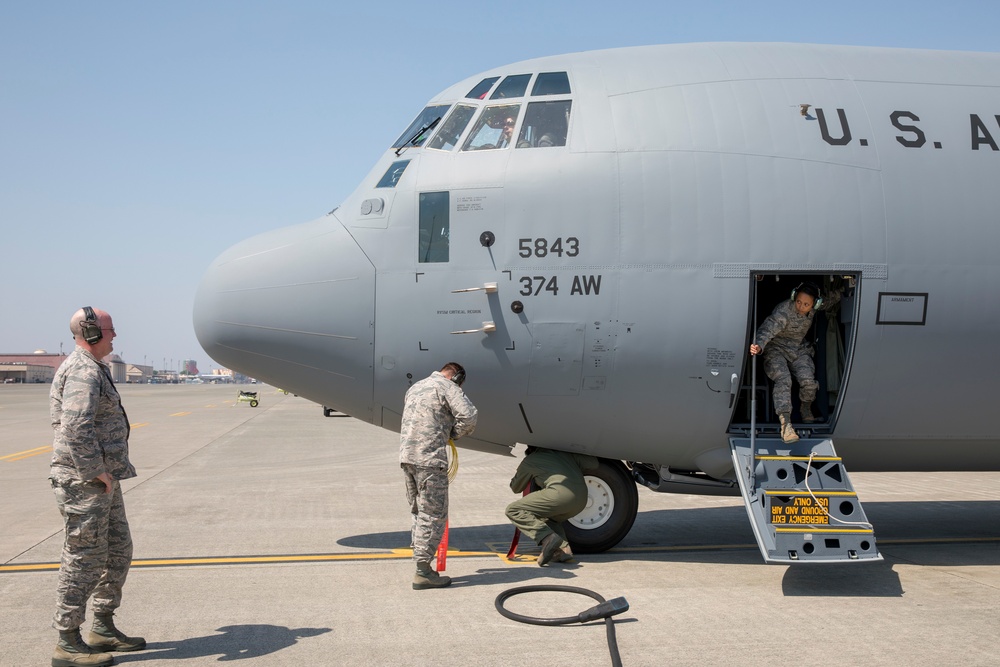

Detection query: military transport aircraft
xmin=193 ymin=43 xmax=1000 ymax=564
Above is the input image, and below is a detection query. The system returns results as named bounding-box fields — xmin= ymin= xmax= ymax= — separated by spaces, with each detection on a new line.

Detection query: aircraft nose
xmin=193 ymin=214 xmax=375 ymax=420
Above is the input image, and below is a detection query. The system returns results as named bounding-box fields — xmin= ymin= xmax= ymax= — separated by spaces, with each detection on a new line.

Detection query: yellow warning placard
xmin=770 ymin=496 xmax=829 ymax=525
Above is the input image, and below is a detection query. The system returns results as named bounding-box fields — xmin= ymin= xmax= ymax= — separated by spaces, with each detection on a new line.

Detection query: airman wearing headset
xmin=399 ymin=362 xmax=477 ymax=589
xmin=49 ymin=307 xmax=145 ymax=666
xmin=750 ymin=281 xmax=845 ymax=443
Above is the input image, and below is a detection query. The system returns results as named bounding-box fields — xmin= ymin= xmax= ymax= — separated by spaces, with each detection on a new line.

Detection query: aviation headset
xmin=790 ymin=282 xmax=823 ymax=310
xmin=80 ymin=306 xmax=103 ymax=345
xmin=452 ymin=367 xmax=466 ymax=387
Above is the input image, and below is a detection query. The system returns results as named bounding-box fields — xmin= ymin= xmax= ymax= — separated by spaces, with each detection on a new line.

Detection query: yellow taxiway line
xmin=0 ymin=446 xmax=52 ymax=462
xmin=3 ymin=536 xmax=998 ymax=573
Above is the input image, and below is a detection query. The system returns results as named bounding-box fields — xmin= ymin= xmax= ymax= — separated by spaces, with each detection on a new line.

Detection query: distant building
xmin=0 ymin=362 xmax=55 ymax=384
xmin=200 ymin=367 xmax=234 ymax=383
xmin=106 ymin=354 xmax=127 ymax=383
xmin=0 ymin=351 xmax=195 ymax=385
xmin=0 ymin=351 xmax=67 ymax=383
xmin=126 ymin=364 xmax=154 ymax=384
xmin=154 ymin=370 xmax=180 ymax=384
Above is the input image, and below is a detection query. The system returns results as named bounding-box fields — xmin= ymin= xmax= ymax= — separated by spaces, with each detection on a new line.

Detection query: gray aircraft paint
xmin=194 ymin=43 xmax=1000 ymax=479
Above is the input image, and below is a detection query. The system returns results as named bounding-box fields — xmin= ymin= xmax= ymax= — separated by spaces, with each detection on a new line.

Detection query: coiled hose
xmin=494 ymin=585 xmax=629 ymax=667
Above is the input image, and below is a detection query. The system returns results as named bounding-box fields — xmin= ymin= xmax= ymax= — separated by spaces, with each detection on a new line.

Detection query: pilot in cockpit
xmin=493 ymin=115 xmax=516 ymax=149
xmin=462 ymin=105 xmax=520 ymax=151
xmin=517 ymin=100 xmax=570 ymax=148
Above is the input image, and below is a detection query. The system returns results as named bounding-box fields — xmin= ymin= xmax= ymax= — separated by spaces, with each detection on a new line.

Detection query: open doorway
xmin=729 ymin=272 xmax=859 ymax=437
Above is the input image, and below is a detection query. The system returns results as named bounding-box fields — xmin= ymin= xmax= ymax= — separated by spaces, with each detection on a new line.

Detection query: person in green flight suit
xmin=505 ymin=446 xmax=599 ymax=566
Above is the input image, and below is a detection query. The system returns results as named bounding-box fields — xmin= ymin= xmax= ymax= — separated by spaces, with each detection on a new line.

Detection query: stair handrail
xmin=749 ymin=278 xmax=760 ymax=490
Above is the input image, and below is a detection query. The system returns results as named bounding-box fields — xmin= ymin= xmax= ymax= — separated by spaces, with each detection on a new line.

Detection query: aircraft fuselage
xmin=194 ymin=43 xmax=1000 ymax=481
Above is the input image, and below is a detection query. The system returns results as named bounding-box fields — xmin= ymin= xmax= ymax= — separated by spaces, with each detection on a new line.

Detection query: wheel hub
xmin=568 ymin=475 xmax=615 ymax=530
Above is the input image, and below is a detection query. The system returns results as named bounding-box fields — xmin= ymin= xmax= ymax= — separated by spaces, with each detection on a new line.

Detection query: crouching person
xmin=506 ymin=447 xmax=598 ymax=566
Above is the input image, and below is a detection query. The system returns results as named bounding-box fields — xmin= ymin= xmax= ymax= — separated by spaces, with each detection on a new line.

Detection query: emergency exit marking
xmin=770 ymin=496 xmax=830 ymax=525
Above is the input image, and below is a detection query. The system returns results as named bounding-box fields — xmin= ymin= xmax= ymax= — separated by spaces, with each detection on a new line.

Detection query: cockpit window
xmin=531 ymin=71 xmax=571 ymax=96
xmin=466 ymin=77 xmax=499 ymax=100
xmin=461 ymin=104 xmax=520 ymax=151
xmin=427 ymin=105 xmax=477 ymax=151
xmin=391 ymin=105 xmax=450 ymax=149
xmin=516 ymin=100 xmax=571 ymax=148
xmin=490 ymin=74 xmax=532 ymax=99
xmin=376 ymin=160 xmax=410 ymax=188
xmin=418 ymin=192 xmax=449 ymax=263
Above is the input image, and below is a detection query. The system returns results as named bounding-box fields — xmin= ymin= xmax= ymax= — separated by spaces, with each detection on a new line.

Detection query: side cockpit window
xmin=392 ymin=105 xmax=450 ymax=150
xmin=418 ymin=192 xmax=450 ymax=263
xmin=376 ymin=160 xmax=410 ymax=188
xmin=427 ymin=105 xmax=477 ymax=151
xmin=516 ymin=100 xmax=571 ymax=148
xmin=461 ymin=104 xmax=520 ymax=151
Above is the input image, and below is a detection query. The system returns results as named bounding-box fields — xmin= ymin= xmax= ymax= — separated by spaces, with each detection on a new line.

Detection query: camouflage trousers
xmin=505 ymin=483 xmax=587 ymax=545
xmin=51 ymin=479 xmax=133 ymax=631
xmin=762 ymin=345 xmax=818 ymax=416
xmin=401 ymin=464 xmax=448 ymax=563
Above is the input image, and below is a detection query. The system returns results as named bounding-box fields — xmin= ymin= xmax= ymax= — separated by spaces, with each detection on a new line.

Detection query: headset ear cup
xmin=81 ymin=306 xmax=103 ymax=345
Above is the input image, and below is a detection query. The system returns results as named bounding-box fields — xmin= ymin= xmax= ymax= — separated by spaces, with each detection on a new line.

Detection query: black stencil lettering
xmin=890 ymin=111 xmax=926 ymax=148
xmin=816 ymin=108 xmax=852 ymax=146
xmin=971 ymin=114 xmax=999 ymax=151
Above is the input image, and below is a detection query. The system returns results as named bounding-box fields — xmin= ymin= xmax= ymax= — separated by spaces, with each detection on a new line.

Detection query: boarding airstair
xmin=730 ymin=437 xmax=882 ymax=563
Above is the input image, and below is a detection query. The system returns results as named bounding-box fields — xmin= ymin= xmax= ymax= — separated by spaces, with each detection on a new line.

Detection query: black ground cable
xmin=494 ymin=585 xmax=629 ymax=667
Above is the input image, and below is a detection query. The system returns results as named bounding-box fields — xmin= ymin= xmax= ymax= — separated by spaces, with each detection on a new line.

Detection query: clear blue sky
xmin=3 ymin=1 xmax=998 ymax=372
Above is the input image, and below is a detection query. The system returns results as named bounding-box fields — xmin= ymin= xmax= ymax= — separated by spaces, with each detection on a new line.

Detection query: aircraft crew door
xmin=729 ymin=272 xmax=859 ymax=437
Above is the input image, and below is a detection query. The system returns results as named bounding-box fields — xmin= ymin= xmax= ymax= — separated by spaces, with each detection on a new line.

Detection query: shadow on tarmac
xmin=781 ymin=561 xmax=904 ymax=597
xmin=451 ymin=564 xmax=583 ymax=588
xmin=115 ymin=625 xmax=331 ymax=662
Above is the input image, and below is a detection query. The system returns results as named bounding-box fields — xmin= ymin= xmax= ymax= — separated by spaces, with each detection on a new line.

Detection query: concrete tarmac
xmin=2 ymin=383 xmax=999 ymax=666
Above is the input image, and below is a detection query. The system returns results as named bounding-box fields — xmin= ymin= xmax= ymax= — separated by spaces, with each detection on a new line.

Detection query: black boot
xmin=53 ymin=629 xmax=114 ymax=667
xmin=86 ymin=613 xmax=146 ymax=652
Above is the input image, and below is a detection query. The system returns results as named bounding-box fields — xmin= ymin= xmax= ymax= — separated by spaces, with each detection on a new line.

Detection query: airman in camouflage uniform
xmin=506 ymin=447 xmax=599 ymax=565
xmin=49 ymin=307 xmax=145 ymax=667
xmin=750 ymin=282 xmax=842 ymax=443
xmin=399 ymin=363 xmax=477 ymax=589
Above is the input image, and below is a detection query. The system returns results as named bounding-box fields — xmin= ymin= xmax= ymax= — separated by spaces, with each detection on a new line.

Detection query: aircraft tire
xmin=565 ymin=458 xmax=638 ymax=554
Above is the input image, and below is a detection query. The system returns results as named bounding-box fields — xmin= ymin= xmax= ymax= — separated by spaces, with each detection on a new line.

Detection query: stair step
xmin=730 ymin=437 xmax=881 ymax=564
xmin=756 ymin=455 xmax=841 ymax=462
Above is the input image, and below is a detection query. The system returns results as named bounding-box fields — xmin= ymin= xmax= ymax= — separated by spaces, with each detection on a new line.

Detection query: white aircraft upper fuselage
xmin=194 ymin=43 xmax=1000 ymax=486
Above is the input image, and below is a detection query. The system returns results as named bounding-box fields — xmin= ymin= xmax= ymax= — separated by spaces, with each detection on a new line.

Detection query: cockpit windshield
xmin=427 ymin=104 xmax=477 ymax=151
xmin=461 ymin=104 xmax=520 ymax=151
xmin=391 ymin=105 xmax=450 ymax=149
xmin=516 ymin=100 xmax=571 ymax=148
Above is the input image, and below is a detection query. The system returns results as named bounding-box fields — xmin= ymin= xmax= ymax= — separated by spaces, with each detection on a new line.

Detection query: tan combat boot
xmin=413 ymin=560 xmax=451 ymax=590
xmin=53 ymin=629 xmax=114 ymax=667
xmin=779 ymin=413 xmax=799 ymax=443
xmin=87 ymin=612 xmax=146 ymax=652
xmin=552 ymin=542 xmax=575 ymax=563
xmin=800 ymin=401 xmax=816 ymax=423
